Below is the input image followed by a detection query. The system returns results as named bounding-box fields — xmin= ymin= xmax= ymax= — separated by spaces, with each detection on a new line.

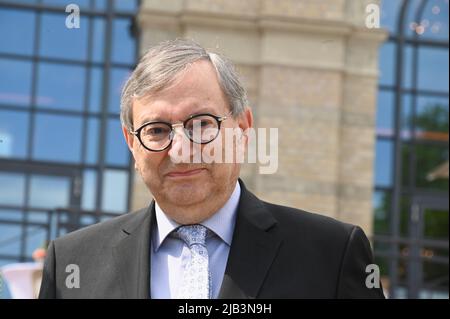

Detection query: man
xmin=39 ymin=39 xmax=385 ymax=299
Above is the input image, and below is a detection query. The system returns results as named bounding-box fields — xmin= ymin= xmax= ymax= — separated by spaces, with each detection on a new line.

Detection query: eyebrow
xmin=137 ymin=108 xmax=219 ymax=126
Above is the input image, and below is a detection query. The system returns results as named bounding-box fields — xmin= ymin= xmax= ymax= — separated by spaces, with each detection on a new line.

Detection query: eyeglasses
xmin=130 ymin=112 xmax=231 ymax=152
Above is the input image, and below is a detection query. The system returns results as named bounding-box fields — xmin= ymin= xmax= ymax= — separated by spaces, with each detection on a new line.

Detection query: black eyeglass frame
xmin=129 ymin=112 xmax=231 ymax=152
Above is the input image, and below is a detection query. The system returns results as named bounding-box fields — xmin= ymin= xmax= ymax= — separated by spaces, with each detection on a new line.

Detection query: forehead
xmin=132 ymin=60 xmax=228 ymax=125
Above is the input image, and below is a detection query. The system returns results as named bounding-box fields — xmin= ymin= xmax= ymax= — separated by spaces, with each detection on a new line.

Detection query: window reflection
xmin=114 ymin=0 xmax=137 ymax=12
xmin=25 ymin=226 xmax=47 ymax=257
xmin=89 ymin=67 xmax=103 ymax=113
xmin=39 ymin=13 xmax=88 ymax=61
xmin=42 ymin=0 xmax=90 ymax=10
xmin=29 ymin=175 xmax=70 ymax=209
xmin=379 ymin=42 xmax=395 ymax=86
xmin=0 ymin=110 xmax=30 ymax=159
xmin=406 ymin=0 xmax=449 ymax=41
xmin=380 ymin=0 xmax=403 ymax=34
xmin=0 ymin=224 xmax=22 ymax=256
xmin=0 ymin=173 xmax=26 ymax=206
xmin=37 ymin=62 xmax=86 ymax=111
xmin=101 ymin=169 xmax=128 ymax=213
xmin=112 ymin=18 xmax=136 ymax=64
xmin=418 ymin=47 xmax=449 ymax=92
xmin=376 ymin=90 xmax=395 ymax=134
xmin=0 ymin=209 xmax=24 ymax=222
xmin=373 ymin=190 xmax=390 ymax=234
xmin=0 ymin=58 xmax=33 ymax=107
xmin=82 ymin=170 xmax=97 ymax=211
xmin=108 ymin=68 xmax=131 ymax=114
xmin=0 ymin=9 xmax=35 ymax=56
xmin=106 ymin=118 xmax=129 ymax=166
xmin=375 ymin=139 xmax=394 ymax=187
xmin=85 ymin=118 xmax=100 ymax=164
xmin=92 ymin=18 xmax=106 ymax=63
xmin=32 ymin=113 xmax=83 ymax=163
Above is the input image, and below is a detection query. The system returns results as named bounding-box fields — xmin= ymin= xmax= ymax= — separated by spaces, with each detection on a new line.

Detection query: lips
xmin=166 ymin=168 xmax=206 ymax=178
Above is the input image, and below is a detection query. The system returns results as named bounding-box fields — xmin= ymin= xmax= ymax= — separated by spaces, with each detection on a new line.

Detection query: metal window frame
xmin=0 ymin=0 xmax=140 ymax=264
xmin=376 ymin=0 xmax=449 ymax=298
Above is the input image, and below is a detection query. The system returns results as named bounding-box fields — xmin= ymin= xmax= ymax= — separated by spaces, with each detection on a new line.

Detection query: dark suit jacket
xmin=39 ymin=180 xmax=385 ymax=299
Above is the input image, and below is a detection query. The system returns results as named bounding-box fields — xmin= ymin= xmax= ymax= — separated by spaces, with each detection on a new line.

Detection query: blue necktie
xmin=176 ymin=224 xmax=211 ymax=299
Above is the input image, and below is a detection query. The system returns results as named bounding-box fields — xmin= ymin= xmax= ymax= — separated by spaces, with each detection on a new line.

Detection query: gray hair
xmin=120 ymin=39 xmax=248 ymax=130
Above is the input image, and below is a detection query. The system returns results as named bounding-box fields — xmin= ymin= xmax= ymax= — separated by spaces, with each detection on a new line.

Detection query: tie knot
xmin=176 ymin=224 xmax=207 ymax=247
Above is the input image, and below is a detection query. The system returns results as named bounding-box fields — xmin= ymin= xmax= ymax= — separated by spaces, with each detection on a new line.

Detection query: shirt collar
xmin=153 ymin=181 xmax=241 ymax=252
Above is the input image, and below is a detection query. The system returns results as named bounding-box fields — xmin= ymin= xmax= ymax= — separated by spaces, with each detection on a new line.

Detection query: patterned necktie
xmin=175 ymin=224 xmax=211 ymax=299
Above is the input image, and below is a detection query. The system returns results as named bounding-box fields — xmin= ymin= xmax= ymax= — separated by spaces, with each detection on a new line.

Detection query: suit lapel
xmin=218 ymin=180 xmax=282 ymax=299
xmin=112 ymin=203 xmax=155 ymax=299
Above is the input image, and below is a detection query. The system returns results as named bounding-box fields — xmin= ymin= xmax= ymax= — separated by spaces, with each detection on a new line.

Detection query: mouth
xmin=166 ymin=168 xmax=206 ymax=178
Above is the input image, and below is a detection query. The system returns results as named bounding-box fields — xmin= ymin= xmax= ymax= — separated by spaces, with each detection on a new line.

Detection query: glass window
xmin=101 ymin=170 xmax=128 ymax=213
xmin=32 ymin=113 xmax=83 ymax=163
xmin=418 ymin=47 xmax=449 ymax=92
xmin=92 ymin=18 xmax=106 ymax=63
xmin=376 ymin=90 xmax=395 ymax=135
xmin=405 ymin=0 xmax=424 ymax=37
xmin=416 ymin=96 xmax=449 ymax=136
xmin=0 ymin=210 xmax=24 ymax=223
xmin=0 ymin=173 xmax=25 ymax=206
xmin=379 ymin=42 xmax=396 ymax=86
xmin=36 ymin=62 xmax=86 ymax=111
xmin=415 ymin=144 xmax=449 ymax=190
xmin=380 ymin=0 xmax=403 ymax=34
xmin=0 ymin=9 xmax=36 ymax=55
xmin=80 ymin=214 xmax=96 ymax=226
xmin=29 ymin=175 xmax=71 ymax=209
xmin=27 ymin=211 xmax=49 ymax=224
xmin=25 ymin=225 xmax=47 ymax=257
xmin=39 ymin=13 xmax=88 ymax=61
xmin=94 ymin=0 xmax=108 ymax=11
xmin=106 ymin=119 xmax=129 ymax=166
xmin=109 ymin=68 xmax=131 ymax=114
xmin=81 ymin=170 xmax=97 ymax=211
xmin=114 ymin=0 xmax=137 ymax=12
xmin=373 ymin=190 xmax=391 ymax=234
xmin=375 ymin=139 xmax=394 ymax=187
xmin=402 ymin=45 xmax=413 ymax=90
xmin=0 ymin=224 xmax=22 ymax=256
xmin=42 ymin=0 xmax=90 ymax=9
xmin=89 ymin=67 xmax=103 ymax=113
xmin=414 ymin=0 xmax=449 ymax=41
xmin=111 ymin=18 xmax=135 ymax=64
xmin=85 ymin=118 xmax=99 ymax=164
xmin=0 ymin=58 xmax=33 ymax=107
xmin=401 ymin=94 xmax=413 ymax=138
xmin=0 ymin=110 xmax=30 ymax=159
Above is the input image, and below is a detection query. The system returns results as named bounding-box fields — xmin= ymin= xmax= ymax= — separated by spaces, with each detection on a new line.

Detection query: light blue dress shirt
xmin=150 ymin=182 xmax=240 ymax=299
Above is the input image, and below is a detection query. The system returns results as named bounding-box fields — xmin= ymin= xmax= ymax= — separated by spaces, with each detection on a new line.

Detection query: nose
xmin=168 ymin=125 xmax=192 ymax=163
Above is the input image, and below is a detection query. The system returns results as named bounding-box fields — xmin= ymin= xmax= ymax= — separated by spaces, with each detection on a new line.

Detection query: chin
xmin=165 ymin=181 xmax=210 ymax=206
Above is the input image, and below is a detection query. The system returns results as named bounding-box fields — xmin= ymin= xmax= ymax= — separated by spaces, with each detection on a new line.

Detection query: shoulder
xmin=261 ymin=200 xmax=359 ymax=244
xmin=53 ymin=207 xmax=150 ymax=250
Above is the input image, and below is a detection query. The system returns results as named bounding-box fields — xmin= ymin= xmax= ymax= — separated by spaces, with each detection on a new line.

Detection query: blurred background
xmin=0 ymin=0 xmax=448 ymax=299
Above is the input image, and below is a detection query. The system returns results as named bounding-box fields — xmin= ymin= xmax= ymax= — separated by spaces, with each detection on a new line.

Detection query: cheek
xmin=134 ymin=146 xmax=166 ymax=176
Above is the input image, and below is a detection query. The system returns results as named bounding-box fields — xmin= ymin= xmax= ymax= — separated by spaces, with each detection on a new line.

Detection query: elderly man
xmin=39 ymin=39 xmax=384 ymax=299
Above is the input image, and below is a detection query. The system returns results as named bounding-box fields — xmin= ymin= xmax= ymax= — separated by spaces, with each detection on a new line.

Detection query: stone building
xmin=130 ymin=0 xmax=388 ymax=236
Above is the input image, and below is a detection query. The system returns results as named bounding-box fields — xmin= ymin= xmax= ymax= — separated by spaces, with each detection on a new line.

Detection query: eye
xmin=142 ymin=124 xmax=171 ymax=140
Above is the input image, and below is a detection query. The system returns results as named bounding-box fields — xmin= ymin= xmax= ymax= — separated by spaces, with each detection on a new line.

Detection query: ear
xmin=122 ymin=125 xmax=134 ymax=153
xmin=237 ymin=107 xmax=253 ymax=144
